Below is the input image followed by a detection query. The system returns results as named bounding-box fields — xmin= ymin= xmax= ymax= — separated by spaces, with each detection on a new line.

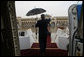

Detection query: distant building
xmin=55 ymin=16 xmax=69 ymax=29
xmin=16 ymin=16 xmax=69 ymax=32
xmin=17 ymin=18 xmax=36 ymax=32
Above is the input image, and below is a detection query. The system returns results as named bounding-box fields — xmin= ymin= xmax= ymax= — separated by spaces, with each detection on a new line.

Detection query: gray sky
xmin=15 ymin=1 xmax=82 ymax=18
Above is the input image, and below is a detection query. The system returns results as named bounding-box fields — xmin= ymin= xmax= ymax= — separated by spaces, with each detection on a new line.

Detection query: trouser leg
xmin=39 ymin=35 xmax=47 ymax=54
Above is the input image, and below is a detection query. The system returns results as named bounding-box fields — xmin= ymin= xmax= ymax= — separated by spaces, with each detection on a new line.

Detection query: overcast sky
xmin=15 ymin=1 xmax=82 ymax=18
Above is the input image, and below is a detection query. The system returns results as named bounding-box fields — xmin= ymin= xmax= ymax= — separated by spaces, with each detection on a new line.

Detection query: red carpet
xmin=31 ymin=43 xmax=57 ymax=48
xmin=21 ymin=49 xmax=68 ymax=56
xmin=31 ymin=35 xmax=58 ymax=48
xmin=21 ymin=35 xmax=68 ymax=56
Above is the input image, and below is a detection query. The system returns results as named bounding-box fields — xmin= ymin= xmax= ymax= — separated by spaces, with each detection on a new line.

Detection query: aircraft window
xmin=21 ymin=32 xmax=25 ymax=36
xmin=19 ymin=32 xmax=25 ymax=36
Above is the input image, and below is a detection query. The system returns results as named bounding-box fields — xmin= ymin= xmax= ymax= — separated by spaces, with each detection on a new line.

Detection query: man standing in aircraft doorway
xmin=35 ymin=14 xmax=51 ymax=56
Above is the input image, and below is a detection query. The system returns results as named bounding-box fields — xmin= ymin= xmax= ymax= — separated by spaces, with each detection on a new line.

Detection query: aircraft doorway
xmin=1 ymin=1 xmax=83 ymax=56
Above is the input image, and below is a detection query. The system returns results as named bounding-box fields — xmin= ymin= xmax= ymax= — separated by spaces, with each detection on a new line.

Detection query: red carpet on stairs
xmin=31 ymin=43 xmax=57 ymax=48
xmin=31 ymin=35 xmax=58 ymax=48
xmin=21 ymin=35 xmax=68 ymax=56
xmin=21 ymin=49 xmax=68 ymax=56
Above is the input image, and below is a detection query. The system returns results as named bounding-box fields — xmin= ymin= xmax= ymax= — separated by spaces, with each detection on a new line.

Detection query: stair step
xmin=21 ymin=48 xmax=68 ymax=56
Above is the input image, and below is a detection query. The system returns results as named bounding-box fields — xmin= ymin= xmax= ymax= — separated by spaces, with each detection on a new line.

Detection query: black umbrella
xmin=26 ymin=8 xmax=46 ymax=16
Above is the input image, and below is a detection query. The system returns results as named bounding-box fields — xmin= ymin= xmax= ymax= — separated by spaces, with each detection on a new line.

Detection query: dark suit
xmin=35 ymin=19 xmax=51 ymax=54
